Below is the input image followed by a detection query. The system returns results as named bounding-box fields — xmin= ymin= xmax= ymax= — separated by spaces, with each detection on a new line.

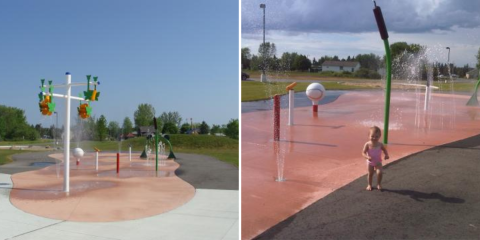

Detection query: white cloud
xmin=241 ymin=0 xmax=480 ymax=66
xmin=242 ymin=26 xmax=480 ymax=66
xmin=242 ymin=0 xmax=480 ymax=33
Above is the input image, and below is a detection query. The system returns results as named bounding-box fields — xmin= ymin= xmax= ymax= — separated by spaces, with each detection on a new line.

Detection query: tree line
xmin=242 ymin=41 xmax=480 ymax=80
xmin=0 ymin=103 xmax=238 ymax=142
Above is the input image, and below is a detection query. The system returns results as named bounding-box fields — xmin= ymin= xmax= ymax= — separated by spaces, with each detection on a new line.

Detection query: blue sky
xmin=0 ymin=0 xmax=239 ymax=127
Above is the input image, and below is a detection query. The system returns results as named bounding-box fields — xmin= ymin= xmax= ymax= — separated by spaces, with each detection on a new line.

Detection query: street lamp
xmin=260 ymin=3 xmax=267 ymax=82
xmin=190 ymin=118 xmax=193 ymax=133
xmin=446 ymin=47 xmax=451 ymax=83
xmin=446 ymin=47 xmax=450 ymax=62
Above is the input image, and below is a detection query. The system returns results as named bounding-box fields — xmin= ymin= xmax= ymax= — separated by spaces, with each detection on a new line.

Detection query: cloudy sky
xmin=242 ymin=0 xmax=480 ymax=66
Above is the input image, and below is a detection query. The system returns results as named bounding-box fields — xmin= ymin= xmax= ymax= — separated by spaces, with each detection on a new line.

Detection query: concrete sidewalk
xmin=0 ymin=173 xmax=238 ymax=240
xmin=0 ymin=152 xmax=239 ymax=240
xmin=256 ymin=134 xmax=480 ymax=239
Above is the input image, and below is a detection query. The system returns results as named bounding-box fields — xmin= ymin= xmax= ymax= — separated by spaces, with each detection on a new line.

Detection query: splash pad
xmin=9 ymin=152 xmax=194 ymax=222
xmin=241 ymin=90 xmax=480 ymax=239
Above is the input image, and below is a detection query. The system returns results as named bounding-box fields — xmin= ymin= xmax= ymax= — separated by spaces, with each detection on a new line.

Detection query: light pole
xmin=190 ymin=118 xmax=193 ymax=133
xmin=260 ymin=3 xmax=267 ymax=82
xmin=446 ymin=47 xmax=450 ymax=83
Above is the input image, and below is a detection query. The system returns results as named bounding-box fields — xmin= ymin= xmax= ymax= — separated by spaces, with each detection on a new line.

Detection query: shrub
xmin=354 ymin=68 xmax=381 ymax=79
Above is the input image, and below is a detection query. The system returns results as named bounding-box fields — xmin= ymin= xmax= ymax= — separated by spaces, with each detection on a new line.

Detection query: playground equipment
xmin=286 ymin=82 xmax=297 ymax=126
xmin=153 ymin=117 xmax=176 ymax=171
xmin=94 ymin=147 xmax=100 ymax=171
xmin=38 ymin=80 xmax=56 ymax=116
xmin=139 ymin=119 xmax=176 ymax=170
xmin=38 ymin=72 xmax=101 ymax=192
xmin=117 ymin=153 xmax=120 ymax=174
xmin=78 ymin=102 xmax=92 ymax=119
xmin=372 ymin=0 xmax=392 ymax=144
xmin=129 ymin=144 xmax=132 ymax=162
xmin=306 ymin=83 xmax=325 ymax=113
xmin=73 ymin=147 xmax=84 ymax=166
xmin=273 ymin=95 xmax=280 ymax=141
xmin=466 ymin=73 xmax=480 ymax=106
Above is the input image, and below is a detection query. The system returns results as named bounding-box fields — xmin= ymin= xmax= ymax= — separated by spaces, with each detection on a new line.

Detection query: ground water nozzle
xmin=373 ymin=1 xmax=388 ymax=40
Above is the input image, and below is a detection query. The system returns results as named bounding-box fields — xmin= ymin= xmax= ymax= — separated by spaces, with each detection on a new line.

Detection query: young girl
xmin=362 ymin=126 xmax=389 ymax=191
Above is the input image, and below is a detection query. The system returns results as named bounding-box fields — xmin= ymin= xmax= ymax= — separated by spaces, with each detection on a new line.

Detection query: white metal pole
xmin=95 ymin=151 xmax=99 ymax=171
xmin=63 ymin=72 xmax=71 ymax=193
xmin=129 ymin=146 xmax=132 ymax=161
xmin=288 ymin=89 xmax=294 ymax=125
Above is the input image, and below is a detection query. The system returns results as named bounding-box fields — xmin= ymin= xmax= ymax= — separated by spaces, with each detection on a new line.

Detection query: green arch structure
xmin=158 ymin=134 xmax=176 ymax=159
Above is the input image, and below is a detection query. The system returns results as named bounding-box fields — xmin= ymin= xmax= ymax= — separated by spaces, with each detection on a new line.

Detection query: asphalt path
xmin=0 ymin=151 xmax=239 ymax=190
xmin=255 ymin=134 xmax=480 ymax=239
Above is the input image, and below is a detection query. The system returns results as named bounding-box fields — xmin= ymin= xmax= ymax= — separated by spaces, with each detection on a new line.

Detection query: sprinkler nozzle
xmin=373 ymin=4 xmax=389 ymax=40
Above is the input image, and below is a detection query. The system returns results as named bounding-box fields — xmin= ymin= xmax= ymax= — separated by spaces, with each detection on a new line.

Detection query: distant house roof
xmin=186 ymin=128 xmax=200 ymax=134
xmin=139 ymin=126 xmax=155 ymax=135
xmin=466 ymin=68 xmax=479 ymax=78
xmin=322 ymin=61 xmax=360 ymax=67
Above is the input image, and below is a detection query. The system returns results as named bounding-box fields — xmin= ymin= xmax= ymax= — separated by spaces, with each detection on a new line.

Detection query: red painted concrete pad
xmin=241 ymin=91 xmax=480 ymax=239
xmin=10 ymin=153 xmax=195 ymax=222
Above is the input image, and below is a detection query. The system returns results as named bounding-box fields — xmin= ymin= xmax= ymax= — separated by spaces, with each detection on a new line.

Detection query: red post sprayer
xmin=116 ymin=153 xmax=120 ymax=174
xmin=273 ymin=95 xmax=280 ymax=141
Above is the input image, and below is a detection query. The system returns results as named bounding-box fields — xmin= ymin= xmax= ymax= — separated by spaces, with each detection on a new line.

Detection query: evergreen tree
xmin=96 ymin=115 xmax=108 ymax=141
xmin=180 ymin=123 xmax=191 ymax=134
xmin=199 ymin=121 xmax=210 ymax=134
xmin=122 ymin=117 xmax=133 ymax=136
xmin=224 ymin=119 xmax=239 ymax=140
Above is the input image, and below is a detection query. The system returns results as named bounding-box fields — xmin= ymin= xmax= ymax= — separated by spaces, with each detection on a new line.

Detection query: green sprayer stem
xmin=86 ymin=75 xmax=91 ymax=91
xmin=383 ymin=39 xmax=392 ymax=144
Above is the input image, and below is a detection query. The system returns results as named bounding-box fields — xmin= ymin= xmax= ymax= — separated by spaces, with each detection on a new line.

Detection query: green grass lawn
xmin=0 ymin=149 xmax=39 ymax=165
xmin=431 ymin=82 xmax=477 ymax=92
xmin=242 ymin=80 xmax=477 ymax=102
xmin=67 ymin=134 xmax=239 ymax=167
xmin=0 ymin=139 xmax=54 ymax=146
xmin=243 ymin=70 xmax=362 ymax=80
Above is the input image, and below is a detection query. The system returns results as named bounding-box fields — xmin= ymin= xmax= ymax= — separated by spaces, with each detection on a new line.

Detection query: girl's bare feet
xmin=377 ymin=185 xmax=382 ymax=191
xmin=366 ymin=185 xmax=372 ymax=191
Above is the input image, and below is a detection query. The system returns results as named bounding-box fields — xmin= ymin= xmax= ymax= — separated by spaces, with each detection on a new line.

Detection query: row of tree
xmin=242 ymin=41 xmax=480 ymax=79
xmin=0 ymin=105 xmax=39 ymax=141
xmin=242 ymin=44 xmax=312 ymax=72
xmin=131 ymin=103 xmax=237 ymax=138
xmin=0 ymin=103 xmax=239 ymax=142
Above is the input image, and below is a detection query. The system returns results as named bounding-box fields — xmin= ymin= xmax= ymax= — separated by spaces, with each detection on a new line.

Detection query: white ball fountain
xmin=73 ymin=147 xmax=84 ymax=166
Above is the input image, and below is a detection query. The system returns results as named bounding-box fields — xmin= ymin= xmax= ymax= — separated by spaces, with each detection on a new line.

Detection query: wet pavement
xmin=242 ymin=91 xmax=344 ymax=113
xmin=241 ymin=90 xmax=480 ymax=239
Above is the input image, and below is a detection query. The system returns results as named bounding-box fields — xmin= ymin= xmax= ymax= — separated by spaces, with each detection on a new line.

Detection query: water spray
xmin=94 ymin=147 xmax=100 ymax=171
xmin=372 ymin=0 xmax=392 ymax=144
xmin=129 ymin=144 xmax=132 ymax=162
xmin=154 ymin=117 xmax=159 ymax=172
